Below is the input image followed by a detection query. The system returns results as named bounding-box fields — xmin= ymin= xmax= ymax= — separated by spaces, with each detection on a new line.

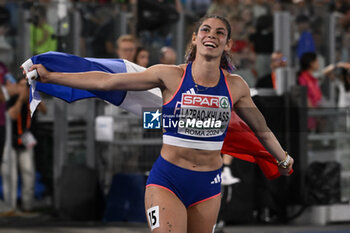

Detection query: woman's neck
xmin=192 ymin=58 xmax=221 ymax=86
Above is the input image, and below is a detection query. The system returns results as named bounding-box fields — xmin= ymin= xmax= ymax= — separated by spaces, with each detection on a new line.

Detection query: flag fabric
xmin=221 ymin=112 xmax=283 ymax=179
xmin=23 ymin=51 xmax=288 ymax=179
xmin=24 ymin=51 xmax=161 ymax=117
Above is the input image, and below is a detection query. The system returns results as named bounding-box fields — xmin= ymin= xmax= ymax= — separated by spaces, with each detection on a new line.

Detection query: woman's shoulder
xmin=148 ymin=63 xmax=185 ymax=72
xmin=225 ymin=72 xmax=249 ymax=87
xmin=147 ymin=63 xmax=186 ymax=78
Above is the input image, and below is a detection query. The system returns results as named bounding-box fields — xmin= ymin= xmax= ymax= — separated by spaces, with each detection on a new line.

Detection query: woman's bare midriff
xmin=160 ymin=144 xmax=223 ymax=171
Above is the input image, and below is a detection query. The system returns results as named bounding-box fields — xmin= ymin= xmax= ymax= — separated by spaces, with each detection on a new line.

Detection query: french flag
xmin=22 ymin=51 xmax=286 ymax=179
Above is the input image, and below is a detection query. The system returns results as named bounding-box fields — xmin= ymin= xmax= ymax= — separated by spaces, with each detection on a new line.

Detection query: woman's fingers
xmin=29 ymin=64 xmax=39 ymax=71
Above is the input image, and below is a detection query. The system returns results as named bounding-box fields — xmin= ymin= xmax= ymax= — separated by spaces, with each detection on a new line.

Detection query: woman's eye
xmin=217 ymin=31 xmax=225 ymax=35
xmin=201 ymin=28 xmax=209 ymax=32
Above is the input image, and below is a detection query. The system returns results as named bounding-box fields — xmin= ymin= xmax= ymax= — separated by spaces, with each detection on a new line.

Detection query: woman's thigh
xmin=187 ymin=194 xmax=221 ymax=233
xmin=145 ymin=185 xmax=187 ymax=233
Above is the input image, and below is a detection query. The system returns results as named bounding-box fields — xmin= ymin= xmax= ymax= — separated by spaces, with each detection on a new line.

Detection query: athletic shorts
xmin=146 ymin=155 xmax=222 ymax=208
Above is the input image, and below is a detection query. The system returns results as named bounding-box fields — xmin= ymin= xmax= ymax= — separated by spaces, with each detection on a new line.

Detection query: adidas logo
xmin=186 ymin=88 xmax=196 ymax=95
xmin=210 ymin=173 xmax=221 ymax=184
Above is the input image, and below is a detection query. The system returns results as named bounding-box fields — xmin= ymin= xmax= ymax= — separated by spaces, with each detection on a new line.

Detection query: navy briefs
xmin=146 ymin=155 xmax=222 ymax=208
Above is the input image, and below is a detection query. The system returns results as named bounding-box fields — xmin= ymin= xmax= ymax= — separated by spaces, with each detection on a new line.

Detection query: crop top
xmin=162 ymin=62 xmax=233 ymax=150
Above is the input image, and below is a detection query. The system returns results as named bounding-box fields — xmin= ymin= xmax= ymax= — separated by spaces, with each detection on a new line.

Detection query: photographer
xmin=30 ymin=5 xmax=57 ymax=55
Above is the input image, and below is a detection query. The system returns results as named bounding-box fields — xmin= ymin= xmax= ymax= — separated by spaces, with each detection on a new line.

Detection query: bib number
xmin=147 ymin=206 xmax=160 ymax=230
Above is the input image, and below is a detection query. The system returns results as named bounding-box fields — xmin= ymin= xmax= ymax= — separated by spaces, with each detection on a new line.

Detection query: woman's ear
xmin=191 ymin=32 xmax=197 ymax=45
xmin=225 ymin=39 xmax=233 ymax=52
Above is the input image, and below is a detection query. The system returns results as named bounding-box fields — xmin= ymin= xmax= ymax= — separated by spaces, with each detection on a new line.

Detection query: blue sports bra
xmin=162 ymin=62 xmax=233 ymax=150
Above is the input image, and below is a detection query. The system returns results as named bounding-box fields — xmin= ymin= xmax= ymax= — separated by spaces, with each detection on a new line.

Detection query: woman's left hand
xmin=278 ymin=157 xmax=294 ymax=176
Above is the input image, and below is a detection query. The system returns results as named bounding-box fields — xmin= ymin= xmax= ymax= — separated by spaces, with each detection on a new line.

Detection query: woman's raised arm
xmin=27 ymin=64 xmax=171 ymax=91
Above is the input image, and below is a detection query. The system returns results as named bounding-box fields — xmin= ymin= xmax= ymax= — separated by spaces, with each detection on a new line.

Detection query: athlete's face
xmin=192 ymin=18 xmax=232 ymax=59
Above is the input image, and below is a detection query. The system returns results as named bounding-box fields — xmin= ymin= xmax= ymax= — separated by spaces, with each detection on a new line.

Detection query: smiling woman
xmin=24 ymin=15 xmax=293 ymax=233
xmin=185 ymin=15 xmax=234 ymax=73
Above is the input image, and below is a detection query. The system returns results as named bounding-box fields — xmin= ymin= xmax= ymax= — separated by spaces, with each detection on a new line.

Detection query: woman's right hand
xmin=21 ymin=64 xmax=50 ymax=83
xmin=29 ymin=64 xmax=50 ymax=83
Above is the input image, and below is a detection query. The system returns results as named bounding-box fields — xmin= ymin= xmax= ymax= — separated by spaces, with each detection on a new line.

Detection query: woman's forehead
xmin=200 ymin=18 xmax=227 ymax=29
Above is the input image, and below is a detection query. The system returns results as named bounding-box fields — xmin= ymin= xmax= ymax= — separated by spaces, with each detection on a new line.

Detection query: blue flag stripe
xmin=32 ymin=51 xmax=127 ymax=106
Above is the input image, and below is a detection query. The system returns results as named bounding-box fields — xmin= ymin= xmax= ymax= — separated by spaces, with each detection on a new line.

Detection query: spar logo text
xmin=182 ymin=94 xmax=220 ymax=108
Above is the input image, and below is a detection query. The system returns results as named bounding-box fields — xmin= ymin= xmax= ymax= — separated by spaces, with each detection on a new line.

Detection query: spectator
xmin=297 ymin=52 xmax=322 ymax=131
xmin=229 ymin=15 xmax=256 ymax=87
xmin=0 ymin=67 xmax=6 ymax=165
xmin=291 ymin=0 xmax=314 ymax=19
xmin=206 ymin=0 xmax=240 ymax=18
xmin=116 ymin=34 xmax=137 ymax=61
xmin=0 ymin=61 xmax=17 ymax=162
xmin=0 ymin=59 xmax=18 ymax=214
xmin=240 ymin=6 xmax=254 ymax=32
xmin=115 ymin=34 xmax=140 ymax=172
xmin=30 ymin=5 xmax=57 ymax=55
xmin=0 ymin=4 xmax=10 ymax=29
xmin=1 ymin=1 xmax=19 ymax=37
xmin=134 ymin=46 xmax=150 ymax=68
xmin=298 ymin=52 xmax=322 ymax=108
xmin=251 ymin=0 xmax=269 ymax=20
xmin=0 ymin=62 xmax=15 ymax=186
xmin=137 ymin=0 xmax=180 ymax=32
xmin=230 ymin=16 xmax=255 ymax=67
xmin=88 ymin=4 xmax=120 ymax=58
xmin=341 ymin=23 xmax=350 ymax=62
xmin=6 ymin=78 xmax=46 ymax=212
xmin=336 ymin=65 xmax=350 ymax=108
xmin=185 ymin=0 xmax=211 ymax=17
xmin=323 ymin=62 xmax=350 ymax=108
xmin=75 ymin=0 xmax=107 ymax=57
xmin=159 ymin=46 xmax=177 ymax=65
xmin=295 ymin=14 xmax=316 ymax=59
xmin=256 ymin=51 xmax=287 ymax=89
xmin=0 ymin=7 xmax=13 ymax=67
xmin=249 ymin=14 xmax=274 ymax=78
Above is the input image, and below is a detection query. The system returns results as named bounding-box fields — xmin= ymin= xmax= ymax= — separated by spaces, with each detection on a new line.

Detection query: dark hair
xmin=297 ymin=52 xmax=317 ymax=77
xmin=256 ymin=15 xmax=273 ymax=33
xmin=184 ymin=15 xmax=234 ymax=72
xmin=134 ymin=46 xmax=148 ymax=63
xmin=296 ymin=14 xmax=310 ymax=24
xmin=340 ymin=68 xmax=350 ymax=92
xmin=299 ymin=52 xmax=317 ymax=71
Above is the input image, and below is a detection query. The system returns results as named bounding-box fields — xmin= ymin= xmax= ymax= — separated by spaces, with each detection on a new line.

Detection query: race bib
xmin=178 ymin=93 xmax=231 ymax=137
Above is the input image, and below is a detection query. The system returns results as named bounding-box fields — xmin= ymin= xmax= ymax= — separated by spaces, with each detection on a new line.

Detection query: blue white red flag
xmin=22 ymin=51 xmax=160 ymax=117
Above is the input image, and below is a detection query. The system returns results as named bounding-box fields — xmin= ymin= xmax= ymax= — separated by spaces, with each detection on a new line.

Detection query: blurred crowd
xmin=0 ymin=0 xmax=350 ymax=217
